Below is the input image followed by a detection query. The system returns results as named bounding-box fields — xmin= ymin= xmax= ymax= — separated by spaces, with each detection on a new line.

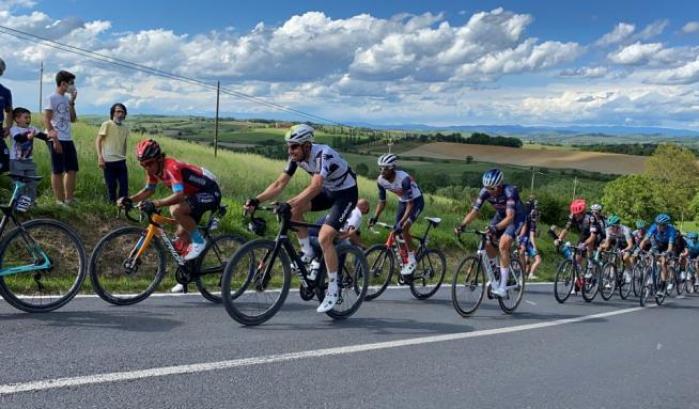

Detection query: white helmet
xmin=284 ymin=124 xmax=314 ymax=144
xmin=482 ymin=168 xmax=504 ymax=187
xmin=591 ymin=203 xmax=602 ymax=212
xmin=0 ymin=58 xmax=5 ymax=76
xmin=377 ymin=153 xmax=398 ymax=168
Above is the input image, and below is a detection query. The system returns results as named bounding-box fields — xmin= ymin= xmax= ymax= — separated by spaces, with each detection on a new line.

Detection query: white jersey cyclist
xmin=284 ymin=144 xmax=356 ymax=192
xmin=377 ymin=170 xmax=422 ymax=202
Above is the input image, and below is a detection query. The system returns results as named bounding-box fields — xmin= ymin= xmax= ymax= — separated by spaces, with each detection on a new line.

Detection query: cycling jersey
xmin=473 ymin=184 xmax=526 ymax=218
xmin=377 ymin=170 xmax=422 ymax=202
xmin=605 ymin=225 xmax=632 ymax=244
xmin=632 ymin=228 xmax=645 ymax=245
xmin=146 ymin=157 xmax=218 ymax=196
xmin=564 ymin=212 xmax=603 ymax=240
xmin=645 ymin=223 xmax=678 ymax=246
xmin=284 ymin=144 xmax=356 ymax=191
xmin=523 ymin=208 xmax=539 ymax=234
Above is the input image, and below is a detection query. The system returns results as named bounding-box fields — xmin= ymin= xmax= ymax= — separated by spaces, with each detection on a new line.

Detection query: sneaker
xmin=491 ymin=286 xmax=507 ymax=298
xmin=400 ymin=260 xmax=416 ymax=276
xmin=184 ymin=241 xmax=207 ymax=261
xmin=527 ymin=274 xmax=538 ymax=281
xmin=170 ymin=284 xmax=184 ymax=293
xmin=584 ymin=271 xmax=593 ymax=280
xmin=15 ymin=195 xmax=31 ymax=212
xmin=317 ymin=291 xmax=338 ymax=313
xmin=666 ymin=282 xmax=674 ymax=292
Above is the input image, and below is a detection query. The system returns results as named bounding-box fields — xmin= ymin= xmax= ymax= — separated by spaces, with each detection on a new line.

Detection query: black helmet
xmin=248 ymin=217 xmax=266 ymax=236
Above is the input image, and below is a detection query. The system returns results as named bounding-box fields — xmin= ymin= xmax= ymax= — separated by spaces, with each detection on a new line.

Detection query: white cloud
xmin=596 ymin=22 xmax=635 ymax=46
xmin=607 ymin=42 xmax=663 ymax=65
xmin=682 ymin=21 xmax=699 ymax=34
xmin=649 ymin=56 xmax=699 ymax=84
xmin=560 ymin=66 xmax=609 ymax=78
xmin=637 ymin=19 xmax=668 ymax=40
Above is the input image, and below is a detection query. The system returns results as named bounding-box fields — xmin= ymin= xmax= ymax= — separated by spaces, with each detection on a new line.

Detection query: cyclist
xmin=118 ymin=139 xmax=221 ymax=261
xmin=639 ymin=213 xmax=684 ymax=292
xmin=599 ymin=214 xmax=634 ymax=283
xmin=518 ymin=199 xmax=541 ymax=280
xmin=454 ymin=168 xmax=526 ymax=297
xmin=553 ymin=199 xmax=604 ymax=279
xmin=681 ymin=232 xmax=699 ymax=285
xmin=244 ymin=124 xmax=358 ymax=313
xmin=368 ymin=153 xmax=424 ymax=277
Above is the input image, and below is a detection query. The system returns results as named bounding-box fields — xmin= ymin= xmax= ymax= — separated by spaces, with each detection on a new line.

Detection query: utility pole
xmin=214 ymin=80 xmax=220 ymax=158
xmin=572 ymin=176 xmax=578 ymax=198
xmin=38 ymin=61 xmax=43 ymax=113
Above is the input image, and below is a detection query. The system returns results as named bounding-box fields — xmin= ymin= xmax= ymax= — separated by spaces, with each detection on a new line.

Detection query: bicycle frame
xmin=131 ymin=212 xmax=186 ymax=266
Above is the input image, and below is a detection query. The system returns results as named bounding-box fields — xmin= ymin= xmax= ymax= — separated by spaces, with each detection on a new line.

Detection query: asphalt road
xmin=1 ymin=284 xmax=698 ymax=409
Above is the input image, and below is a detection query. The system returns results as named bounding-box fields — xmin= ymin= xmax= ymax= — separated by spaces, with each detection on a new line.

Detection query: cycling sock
xmin=327 ymin=271 xmax=338 ymax=294
xmin=299 ymin=237 xmax=313 ymax=257
xmin=190 ymin=228 xmax=205 ymax=244
xmin=408 ymin=252 xmax=416 ymax=262
xmin=499 ymin=266 xmax=509 ymax=288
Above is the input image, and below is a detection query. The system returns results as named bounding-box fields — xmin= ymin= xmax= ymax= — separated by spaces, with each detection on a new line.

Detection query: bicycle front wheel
xmin=0 ymin=219 xmax=86 ymax=313
xmin=582 ymin=265 xmax=600 ymax=302
xmin=451 ymin=256 xmax=485 ymax=317
xmin=618 ymin=265 xmax=632 ymax=300
xmin=410 ymin=248 xmax=446 ymax=300
xmin=89 ymin=226 xmax=167 ymax=306
xmin=325 ymin=243 xmax=369 ymax=320
xmin=553 ymin=260 xmax=575 ymax=304
xmin=600 ymin=263 xmax=617 ymax=301
xmin=363 ymin=244 xmax=394 ymax=301
xmin=221 ymin=239 xmax=290 ymax=326
xmin=195 ymin=234 xmax=246 ymax=303
xmin=498 ymin=258 xmax=526 ymax=314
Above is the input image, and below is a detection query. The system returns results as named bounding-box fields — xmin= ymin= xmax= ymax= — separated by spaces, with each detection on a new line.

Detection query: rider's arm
xmin=288 ymin=174 xmax=323 ymax=206
xmin=558 ymin=214 xmax=575 ymax=241
xmin=529 ymin=230 xmax=538 ymax=251
xmin=494 ymin=207 xmax=515 ymax=231
xmin=153 ymin=190 xmax=186 ymax=208
xmin=373 ymin=182 xmax=387 ymax=219
xmin=256 ymin=172 xmax=292 ymax=203
xmin=458 ymin=208 xmax=479 ymax=230
xmin=458 ymin=189 xmax=487 ymax=230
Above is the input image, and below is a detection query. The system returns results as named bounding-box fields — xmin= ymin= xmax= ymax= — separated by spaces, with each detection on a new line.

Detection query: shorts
xmin=490 ymin=211 xmax=526 ymax=239
xmin=310 ymin=185 xmax=358 ymax=231
xmin=396 ymin=196 xmax=424 ymax=225
xmin=519 ymin=236 xmax=538 ymax=257
xmin=186 ymin=186 xmax=221 ymax=223
xmin=49 ymin=140 xmax=79 ymax=174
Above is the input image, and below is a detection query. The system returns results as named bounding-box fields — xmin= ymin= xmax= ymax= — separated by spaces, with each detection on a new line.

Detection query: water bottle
xmin=562 ymin=244 xmax=572 ymax=260
xmin=396 ymin=235 xmax=408 ymax=266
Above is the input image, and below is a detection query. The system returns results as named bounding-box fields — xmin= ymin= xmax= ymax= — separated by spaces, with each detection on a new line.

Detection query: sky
xmin=1 ymin=0 xmax=699 ymax=129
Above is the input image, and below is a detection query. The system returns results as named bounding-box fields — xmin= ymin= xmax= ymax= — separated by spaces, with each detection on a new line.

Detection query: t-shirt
xmin=283 ymin=144 xmax=356 ymax=191
xmin=145 ymin=157 xmax=218 ymax=196
xmin=473 ymin=184 xmax=526 ymax=218
xmin=605 ymin=225 xmax=632 ymax=243
xmin=98 ymin=120 xmax=128 ymax=162
xmin=645 ymin=223 xmax=678 ymax=246
xmin=9 ymin=125 xmax=49 ymax=160
xmin=45 ymin=93 xmax=73 ymax=141
xmin=0 ymin=84 xmax=12 ymax=124
xmin=564 ymin=212 xmax=603 ymax=239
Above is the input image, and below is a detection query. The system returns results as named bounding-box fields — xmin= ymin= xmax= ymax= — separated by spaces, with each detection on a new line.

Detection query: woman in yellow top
xmin=95 ymin=103 xmax=129 ymax=203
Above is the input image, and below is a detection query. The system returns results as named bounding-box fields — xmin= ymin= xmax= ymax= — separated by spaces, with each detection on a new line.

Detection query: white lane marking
xmin=525 ymin=300 xmax=537 ymax=306
xmin=0 ymin=305 xmax=648 ymax=396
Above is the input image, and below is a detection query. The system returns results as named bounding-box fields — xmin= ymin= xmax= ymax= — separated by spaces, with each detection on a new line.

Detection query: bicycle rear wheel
xmin=618 ymin=265 xmax=632 ymax=300
xmin=639 ymin=268 xmax=651 ymax=307
xmin=554 ymin=260 xmax=575 ymax=304
xmin=221 ymin=239 xmax=290 ymax=326
xmin=195 ymin=234 xmax=246 ymax=303
xmin=0 ymin=219 xmax=86 ymax=313
xmin=600 ymin=263 xmax=617 ymax=301
xmin=451 ymin=256 xmax=485 ymax=317
xmin=498 ymin=258 xmax=525 ymax=314
xmin=363 ymin=244 xmax=394 ymax=301
xmin=410 ymin=248 xmax=446 ymax=300
xmin=582 ymin=264 xmax=600 ymax=302
xmin=325 ymin=243 xmax=369 ymax=320
xmin=632 ymin=264 xmax=643 ymax=297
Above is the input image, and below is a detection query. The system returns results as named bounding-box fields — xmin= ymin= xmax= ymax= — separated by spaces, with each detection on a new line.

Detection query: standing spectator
xmin=0 ymin=58 xmax=13 ymax=173
xmin=9 ymin=107 xmax=55 ymax=211
xmin=96 ymin=103 xmax=129 ymax=202
xmin=44 ymin=70 xmax=78 ymax=206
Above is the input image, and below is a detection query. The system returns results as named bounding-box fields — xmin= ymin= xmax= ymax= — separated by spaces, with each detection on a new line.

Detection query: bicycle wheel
xmin=451 ymin=256 xmax=485 ymax=317
xmin=581 ymin=264 xmax=600 ymax=302
xmin=89 ymin=226 xmax=167 ymax=306
xmin=632 ymin=264 xmax=643 ymax=297
xmin=325 ymin=243 xmax=369 ymax=320
xmin=363 ymin=244 xmax=394 ymax=301
xmin=0 ymin=219 xmax=86 ymax=313
xmin=600 ymin=263 xmax=617 ymax=301
xmin=655 ymin=275 xmax=666 ymax=306
xmin=553 ymin=260 xmax=575 ymax=304
xmin=410 ymin=248 xmax=446 ymax=300
xmin=195 ymin=234 xmax=246 ymax=303
xmin=675 ymin=270 xmax=685 ymax=296
xmin=639 ymin=268 xmax=651 ymax=307
xmin=221 ymin=239 xmax=290 ymax=326
xmin=618 ymin=265 xmax=632 ymax=300
xmin=498 ymin=258 xmax=525 ymax=314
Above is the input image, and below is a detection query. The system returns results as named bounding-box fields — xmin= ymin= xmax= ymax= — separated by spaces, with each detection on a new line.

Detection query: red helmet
xmin=136 ymin=139 xmax=161 ymax=161
xmin=570 ymin=199 xmax=586 ymax=215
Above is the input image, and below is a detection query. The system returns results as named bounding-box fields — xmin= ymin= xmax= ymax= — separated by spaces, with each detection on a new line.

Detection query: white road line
xmin=0 ymin=305 xmax=648 ymax=396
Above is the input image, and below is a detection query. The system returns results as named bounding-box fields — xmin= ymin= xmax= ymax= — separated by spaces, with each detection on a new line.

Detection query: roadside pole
xmin=214 ymin=80 xmax=220 ymax=158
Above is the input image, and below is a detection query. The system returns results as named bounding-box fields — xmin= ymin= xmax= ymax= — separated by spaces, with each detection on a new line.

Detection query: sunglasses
xmin=379 ymin=166 xmax=394 ymax=172
xmin=139 ymin=159 xmax=157 ymax=167
xmin=288 ymin=144 xmax=302 ymax=150
xmin=485 ymin=186 xmax=498 ymax=192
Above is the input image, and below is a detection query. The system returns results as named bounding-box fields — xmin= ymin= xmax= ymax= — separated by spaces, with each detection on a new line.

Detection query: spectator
xmin=0 ymin=58 xmax=13 ymax=173
xmin=309 ymin=198 xmax=370 ymax=246
xmin=9 ymin=107 xmax=55 ymax=211
xmin=44 ymin=70 xmax=78 ymax=206
xmin=96 ymin=103 xmax=129 ymax=202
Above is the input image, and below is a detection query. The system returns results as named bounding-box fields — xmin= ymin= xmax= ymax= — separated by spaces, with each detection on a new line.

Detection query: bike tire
xmin=409 ymin=248 xmax=446 ymax=300
xmin=363 ymin=244 xmax=394 ymax=301
xmin=451 ymin=256 xmax=485 ymax=317
xmin=581 ymin=264 xmax=600 ymax=302
xmin=221 ymin=239 xmax=290 ymax=326
xmin=498 ymin=258 xmax=526 ymax=314
xmin=600 ymin=263 xmax=616 ymax=301
xmin=195 ymin=234 xmax=246 ymax=303
xmin=325 ymin=243 xmax=369 ymax=320
xmin=618 ymin=265 xmax=632 ymax=300
xmin=553 ymin=260 xmax=575 ymax=304
xmin=0 ymin=218 xmax=87 ymax=313
xmin=89 ymin=226 xmax=167 ymax=306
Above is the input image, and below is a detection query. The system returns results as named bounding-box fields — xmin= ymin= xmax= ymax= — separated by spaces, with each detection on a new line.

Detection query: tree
xmin=465 ymin=155 xmax=473 ymax=164
xmin=645 ymin=143 xmax=699 ymax=220
xmin=601 ymin=174 xmax=663 ymax=222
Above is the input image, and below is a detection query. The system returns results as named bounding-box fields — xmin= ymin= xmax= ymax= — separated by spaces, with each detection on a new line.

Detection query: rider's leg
xmin=530 ymin=254 xmax=542 ymax=277
xmin=291 ymin=200 xmax=313 ymax=260
xmin=171 ymin=202 xmax=196 ymax=241
xmin=497 ymin=234 xmax=514 ymax=290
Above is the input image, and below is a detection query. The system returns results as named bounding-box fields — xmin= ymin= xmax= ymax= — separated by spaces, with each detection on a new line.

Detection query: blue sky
xmin=1 ymin=0 xmax=699 ymax=128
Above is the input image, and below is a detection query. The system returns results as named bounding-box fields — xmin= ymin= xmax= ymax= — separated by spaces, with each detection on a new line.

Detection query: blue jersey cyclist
xmin=368 ymin=153 xmax=424 ymax=277
xmin=454 ymin=168 xmax=527 ymax=298
xmin=639 ymin=213 xmax=685 ymax=292
xmin=517 ymin=199 xmax=542 ymax=280
xmin=681 ymin=232 xmax=699 ymax=284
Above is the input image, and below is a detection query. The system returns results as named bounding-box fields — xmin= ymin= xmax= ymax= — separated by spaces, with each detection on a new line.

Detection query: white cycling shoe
xmin=317 ymin=292 xmax=338 ymax=313
xmin=184 ymin=241 xmax=207 ymax=261
xmin=491 ymin=285 xmax=507 ymax=298
xmin=170 ymin=284 xmax=184 ymax=293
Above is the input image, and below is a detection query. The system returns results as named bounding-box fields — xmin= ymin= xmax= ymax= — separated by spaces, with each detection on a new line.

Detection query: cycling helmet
xmin=136 ymin=139 xmax=162 ymax=161
xmin=570 ymin=199 xmax=586 ymax=215
xmin=635 ymin=219 xmax=646 ymax=229
xmin=607 ymin=214 xmax=621 ymax=226
xmin=377 ymin=153 xmax=398 ymax=168
xmin=284 ymin=124 xmax=314 ymax=144
xmin=655 ymin=213 xmax=671 ymax=225
xmin=482 ymin=168 xmax=504 ymax=187
xmin=248 ymin=217 xmax=267 ymax=236
xmin=591 ymin=203 xmax=602 ymax=212
xmin=686 ymin=232 xmax=698 ymax=241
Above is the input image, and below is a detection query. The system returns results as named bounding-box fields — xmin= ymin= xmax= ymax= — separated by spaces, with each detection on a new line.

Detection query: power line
xmin=0 ymin=24 xmax=345 ymax=126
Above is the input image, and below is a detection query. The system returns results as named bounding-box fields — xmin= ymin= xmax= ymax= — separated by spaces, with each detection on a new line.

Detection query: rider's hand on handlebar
xmin=454 ymin=225 xmax=465 ymax=236
xmin=368 ymin=216 xmax=378 ymax=228
xmin=138 ymin=200 xmax=156 ymax=214
xmin=392 ymin=223 xmax=403 ymax=234
xmin=553 ymin=238 xmax=561 ymax=247
xmin=244 ymin=197 xmax=259 ymax=215
xmin=486 ymin=225 xmax=498 ymax=236
xmin=116 ymin=196 xmax=132 ymax=209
